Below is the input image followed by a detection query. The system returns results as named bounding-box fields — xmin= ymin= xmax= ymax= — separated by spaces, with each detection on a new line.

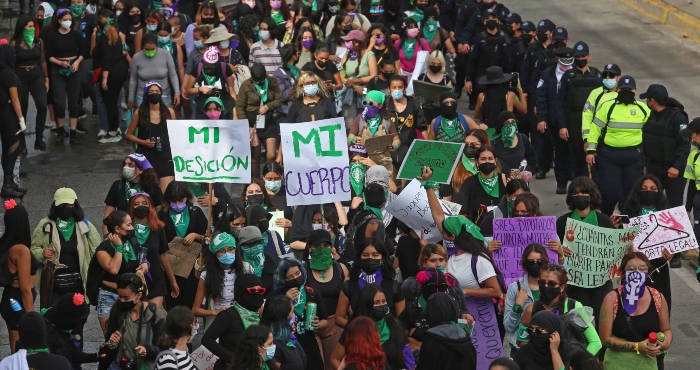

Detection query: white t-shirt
xmin=447 ymin=252 xmax=497 ymax=289
xmin=199 ymin=268 xmax=236 ymax=309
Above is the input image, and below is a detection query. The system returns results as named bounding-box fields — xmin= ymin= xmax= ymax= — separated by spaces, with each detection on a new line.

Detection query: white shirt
xmin=447 ymin=251 xmax=497 ymax=289
xmin=199 ymin=268 xmax=236 ymax=309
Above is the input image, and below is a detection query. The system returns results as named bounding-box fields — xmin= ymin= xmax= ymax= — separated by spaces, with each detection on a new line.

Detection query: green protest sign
xmin=168 ymin=119 xmax=252 ymax=183
xmin=563 ymin=218 xmax=639 ymax=288
xmin=396 ymin=140 xmax=464 ymax=184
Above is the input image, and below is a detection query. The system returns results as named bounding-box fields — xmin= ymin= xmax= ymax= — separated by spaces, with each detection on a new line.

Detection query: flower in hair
xmin=73 ymin=293 xmax=85 ymax=306
xmin=416 ymin=270 xmax=431 ymax=285
xmin=0 ymin=39 xmax=7 ymax=45
xmin=4 ymin=199 xmax=17 ymax=210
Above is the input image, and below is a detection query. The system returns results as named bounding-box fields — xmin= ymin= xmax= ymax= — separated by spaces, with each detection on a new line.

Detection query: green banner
xmin=396 ymin=140 xmax=464 ymax=184
xmin=563 ymin=218 xmax=639 ymax=288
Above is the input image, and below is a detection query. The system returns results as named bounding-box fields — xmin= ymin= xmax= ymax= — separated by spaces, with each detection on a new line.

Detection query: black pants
xmin=553 ymin=131 xmax=571 ymax=188
xmin=16 ymin=65 xmax=47 ymax=144
xmin=646 ymin=162 xmax=688 ymax=208
xmin=51 ymin=67 xmax=81 ymax=120
xmin=101 ymin=60 xmax=129 ymax=131
xmin=530 ymin=122 xmax=554 ymax=172
xmin=565 ymin=113 xmax=588 ymax=178
xmin=455 ymin=53 xmax=467 ymax=93
xmin=598 ymin=145 xmax=645 ymax=215
xmin=78 ymin=59 xmax=95 ymax=110
xmin=0 ymin=103 xmax=21 ymax=184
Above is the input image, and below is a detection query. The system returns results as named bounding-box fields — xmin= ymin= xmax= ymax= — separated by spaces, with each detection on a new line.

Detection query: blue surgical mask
xmin=262 ymin=345 xmax=276 ymax=361
xmin=391 ymin=90 xmax=404 ymax=100
xmin=147 ymin=24 xmax=157 ymax=32
xmin=217 ymin=252 xmax=236 ymax=265
xmin=602 ymin=78 xmax=616 ymax=89
xmin=220 ymin=40 xmax=230 ymax=49
xmin=194 ymin=40 xmax=204 ymax=49
xmin=158 ymin=35 xmax=170 ymax=44
xmin=265 ymin=180 xmax=282 ymax=192
xmin=303 ymin=84 xmax=319 ymax=96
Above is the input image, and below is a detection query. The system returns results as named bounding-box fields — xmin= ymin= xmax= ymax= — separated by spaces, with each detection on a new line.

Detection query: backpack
xmin=196 ymin=61 xmax=229 ymax=89
xmin=470 ymin=253 xmax=507 ymax=294
xmin=152 ymin=349 xmax=178 ymax=370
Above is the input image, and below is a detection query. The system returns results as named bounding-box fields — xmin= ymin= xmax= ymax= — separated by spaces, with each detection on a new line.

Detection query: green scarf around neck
xmin=169 ymin=209 xmax=190 ymax=238
xmin=255 ymin=79 xmax=269 ymax=103
xmin=571 ymin=209 xmax=598 ymax=226
xmin=375 ymin=318 xmax=391 ymax=344
xmin=233 ymin=301 xmax=261 ymax=329
xmin=402 ymin=38 xmax=418 ymax=60
xmin=56 ymin=218 xmax=75 ymax=242
xmin=116 ymin=240 xmax=137 ymax=262
xmin=365 ymin=115 xmax=382 ymax=136
xmin=441 ymin=116 xmax=459 ymax=138
xmin=477 ymin=172 xmax=499 ymax=198
xmin=461 ymin=154 xmax=478 ymax=175
xmin=293 ymin=285 xmax=307 ymax=317
xmin=134 ymin=222 xmax=151 ymax=245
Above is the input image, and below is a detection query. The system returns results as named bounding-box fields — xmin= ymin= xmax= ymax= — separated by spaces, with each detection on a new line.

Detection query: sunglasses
xmin=537 ymin=279 xmax=562 ymax=288
xmin=362 ymin=100 xmax=377 ymax=106
xmin=246 ymin=287 xmax=267 ymax=295
xmin=527 ymin=326 xmax=550 ymax=335
xmin=602 ymin=72 xmax=618 ymax=79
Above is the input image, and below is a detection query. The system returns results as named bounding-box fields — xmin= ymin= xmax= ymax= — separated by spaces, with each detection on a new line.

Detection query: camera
xmin=151 ymin=137 xmax=162 ymax=152
xmin=118 ymin=356 xmax=136 ymax=370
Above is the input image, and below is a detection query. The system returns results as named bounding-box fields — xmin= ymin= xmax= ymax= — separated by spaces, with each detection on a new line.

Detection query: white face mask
xmin=116 ymin=10 xmax=122 ymax=17
xmin=220 ymin=40 xmax=230 ymax=49
xmin=312 ymin=224 xmax=323 ymax=230
xmin=60 ymin=20 xmax=72 ymax=30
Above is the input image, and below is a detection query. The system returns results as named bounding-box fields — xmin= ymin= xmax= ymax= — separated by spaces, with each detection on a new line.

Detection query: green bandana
xmin=187 ymin=182 xmax=206 ymax=198
xmin=158 ymin=39 xmax=173 ymax=54
xmin=23 ymin=29 xmax=34 ymax=49
xmin=442 ymin=215 xmax=487 ymax=243
xmin=641 ymin=207 xmax=656 ymax=215
xmin=287 ymin=64 xmax=300 ymax=77
xmin=506 ymin=199 xmax=515 ymax=217
xmin=461 ymin=154 xmax=478 ymax=175
xmin=571 ymin=210 xmax=598 ymax=226
xmin=69 ymin=3 xmax=86 ymax=18
xmin=233 ymin=301 xmax=260 ymax=329
xmin=501 ymin=123 xmax=517 ymax=147
xmin=255 ymin=79 xmax=269 ymax=103
xmin=116 ymin=240 xmax=137 ymax=262
xmin=311 ymin=0 xmax=318 ymax=11
xmin=402 ymin=38 xmax=418 ymax=61
xmin=134 ymin=222 xmax=151 ymax=245
xmin=418 ymin=295 xmax=427 ymax=311
xmin=441 ymin=116 xmax=459 ymax=138
xmin=375 ymin=318 xmax=390 ymax=344
xmin=26 ymin=348 xmax=50 ymax=355
xmin=270 ymin=10 xmax=284 ymax=25
xmin=262 ymin=362 xmax=271 ymax=370
xmin=293 ymin=285 xmax=307 ymax=317
xmin=152 ymin=0 xmax=162 ymax=9
xmin=56 ymin=218 xmax=75 ymax=242
xmin=422 ymin=19 xmax=438 ymax=42
xmin=366 ymin=115 xmax=382 ymax=136
xmin=202 ymin=70 xmax=218 ymax=87
xmin=477 ymin=172 xmax=499 ymax=198
xmin=411 ymin=8 xmax=425 ymax=23
xmin=310 ymin=248 xmax=333 ymax=271
xmin=242 ymin=243 xmax=266 ymax=276
xmin=169 ymin=209 xmax=190 ymax=238
xmin=349 ymin=162 xmax=366 ymax=196
xmin=124 ymin=182 xmax=142 ymax=203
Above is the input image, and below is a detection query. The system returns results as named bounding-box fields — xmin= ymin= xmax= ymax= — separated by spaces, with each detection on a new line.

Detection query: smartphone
xmin=618 ymin=215 xmax=630 ymax=224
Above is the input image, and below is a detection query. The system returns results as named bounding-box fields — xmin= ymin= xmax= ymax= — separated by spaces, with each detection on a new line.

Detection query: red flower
xmin=4 ymin=199 xmax=17 ymax=210
xmin=73 ymin=293 xmax=85 ymax=306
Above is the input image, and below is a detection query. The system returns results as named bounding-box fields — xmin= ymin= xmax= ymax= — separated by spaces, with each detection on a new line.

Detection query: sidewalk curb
xmin=619 ymin=0 xmax=700 ymax=43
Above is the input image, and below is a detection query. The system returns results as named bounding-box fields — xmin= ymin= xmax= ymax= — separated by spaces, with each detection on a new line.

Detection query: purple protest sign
xmin=464 ymin=297 xmax=503 ymax=370
xmin=491 ymin=216 xmax=560 ymax=287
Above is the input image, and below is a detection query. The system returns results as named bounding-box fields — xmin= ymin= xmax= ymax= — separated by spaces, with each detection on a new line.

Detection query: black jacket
xmin=416 ymin=324 xmax=476 ymax=370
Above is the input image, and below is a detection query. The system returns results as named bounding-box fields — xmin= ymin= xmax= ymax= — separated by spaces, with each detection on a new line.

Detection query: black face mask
xmin=257 ymin=220 xmax=270 ymax=233
xmin=574 ymin=59 xmax=588 ymax=68
xmin=238 ymin=292 xmax=265 ymax=312
xmin=536 ymin=33 xmax=548 ymax=43
xmin=381 ymin=71 xmax=394 ymax=79
xmin=525 ymin=260 xmax=542 ymax=278
xmin=358 ymin=257 xmax=382 ymax=273
xmin=440 ymin=103 xmax=458 ymax=119
xmin=122 ymin=229 xmax=136 ymax=241
xmin=478 ymin=162 xmax=496 ymax=175
xmin=428 ymin=65 xmax=442 ymax=74
xmin=465 ymin=146 xmax=479 ymax=158
xmin=55 ymin=206 xmax=75 ymax=220
xmin=247 ymin=194 xmax=265 ymax=206
xmin=571 ymin=195 xmax=590 ymax=211
xmin=384 ymin=11 xmax=396 ymax=20
xmin=538 ymin=283 xmax=561 ymax=304
xmin=118 ymin=298 xmax=138 ymax=311
xmin=201 ymin=17 xmax=215 ymax=25
xmin=147 ymin=94 xmax=162 ymax=105
xmin=371 ymin=304 xmax=389 ymax=321
xmin=316 ymin=60 xmax=327 ymax=68
xmin=504 ymin=25 xmax=514 ymax=36
xmin=343 ymin=24 xmax=353 ymax=33
xmin=617 ymin=89 xmax=636 ymax=105
xmin=416 ymin=4 xmax=427 ymax=11
xmin=285 ymin=276 xmax=305 ymax=289
xmin=485 ymin=19 xmax=498 ymax=30
xmin=639 ymin=190 xmax=659 ymax=207
xmin=522 ymin=34 xmax=533 ymax=45
xmin=529 ymin=331 xmax=552 ymax=354
xmin=133 ymin=205 xmax=150 ymax=219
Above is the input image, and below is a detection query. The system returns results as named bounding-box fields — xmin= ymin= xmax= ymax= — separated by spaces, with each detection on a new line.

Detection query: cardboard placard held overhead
xmin=396 ymin=139 xmax=464 ymax=184
xmin=363 ymin=134 xmax=396 ymax=154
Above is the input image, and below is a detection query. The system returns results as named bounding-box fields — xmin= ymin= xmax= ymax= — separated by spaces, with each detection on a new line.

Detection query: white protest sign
xmin=280 ymin=118 xmax=351 ymax=206
xmin=269 ymin=210 xmax=285 ymax=236
xmin=407 ymin=50 xmax=429 ymax=96
xmin=386 ymin=179 xmax=458 ymax=242
xmin=627 ymin=206 xmax=698 ymax=260
xmin=190 ymin=345 xmax=218 ymax=370
xmin=168 ymin=120 xmax=251 ymax=183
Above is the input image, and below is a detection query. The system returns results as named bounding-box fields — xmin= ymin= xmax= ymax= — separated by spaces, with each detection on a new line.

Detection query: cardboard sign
xmin=563 ymin=218 xmax=639 ymax=288
xmin=628 ymin=206 xmax=699 ymax=260
xmin=412 ymin=80 xmax=454 ymax=108
xmin=167 ymin=237 xmax=201 ymax=279
xmin=168 ymin=119 xmax=251 ymax=183
xmin=363 ymin=134 xmax=395 ymax=154
xmin=280 ymin=118 xmax=351 ymax=206
xmin=396 ymin=139 xmax=464 ymax=184
xmin=465 ymin=297 xmax=504 ymax=370
xmin=190 ymin=345 xmax=219 ymax=370
xmin=491 ymin=216 xmax=560 ymax=286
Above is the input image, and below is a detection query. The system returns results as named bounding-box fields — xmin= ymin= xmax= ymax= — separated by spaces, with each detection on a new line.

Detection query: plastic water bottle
xmin=518 ymin=159 xmax=527 ymax=172
xmin=138 ymin=247 xmax=148 ymax=264
xmin=9 ymin=298 xmax=22 ymax=312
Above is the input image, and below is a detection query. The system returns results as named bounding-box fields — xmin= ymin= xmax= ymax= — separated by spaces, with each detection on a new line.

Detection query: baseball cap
xmin=54 ymin=187 xmax=77 ymax=206
xmin=237 ymin=226 xmax=264 ymax=244
xmin=504 ymin=13 xmax=521 ymax=24
xmin=521 ymin=21 xmax=535 ymax=32
xmin=617 ymin=75 xmax=636 ymax=90
xmin=680 ymin=117 xmax=700 ymax=138
xmin=639 ymin=84 xmax=668 ymax=101
xmin=603 ymin=63 xmax=621 ymax=75
xmin=552 ymin=27 xmax=568 ymax=40
xmin=483 ymin=8 xmax=498 ymax=19
xmin=572 ymin=41 xmax=589 ymax=57
xmin=340 ymin=30 xmax=365 ymax=42
xmin=536 ymin=19 xmax=555 ymax=33
xmin=307 ymin=229 xmax=332 ymax=247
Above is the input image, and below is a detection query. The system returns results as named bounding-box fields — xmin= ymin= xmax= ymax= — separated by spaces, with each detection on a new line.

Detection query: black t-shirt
xmin=301 ymin=61 xmax=338 ymax=84
xmin=95 ymin=240 xmax=141 ymax=293
xmin=366 ymin=76 xmax=391 ymax=94
xmin=158 ymin=206 xmax=208 ymax=243
xmin=202 ymin=308 xmax=246 ymax=370
xmin=134 ymin=227 xmax=170 ymax=296
xmin=76 ymin=14 xmax=97 ymax=59
xmin=273 ymin=338 xmax=306 ymax=370
xmin=104 ymin=179 xmax=163 ymax=212
xmin=0 ymin=69 xmax=19 ymax=103
xmin=27 ymin=352 xmax=74 ymax=370
xmin=285 ymin=99 xmax=337 ymax=124
xmin=57 ymin=228 xmax=80 ymax=274
xmin=395 ymin=235 xmax=421 ymax=280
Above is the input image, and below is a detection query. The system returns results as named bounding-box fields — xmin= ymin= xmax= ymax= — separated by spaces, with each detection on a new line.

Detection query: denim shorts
xmin=97 ymin=288 xmax=119 ymax=318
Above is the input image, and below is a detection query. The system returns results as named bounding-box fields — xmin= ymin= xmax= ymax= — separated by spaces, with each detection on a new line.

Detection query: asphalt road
xmin=2 ymin=0 xmax=700 ymax=367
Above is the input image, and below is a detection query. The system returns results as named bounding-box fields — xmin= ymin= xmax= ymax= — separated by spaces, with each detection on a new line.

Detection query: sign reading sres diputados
xmin=168 ymin=120 xmax=252 ymax=183
xmin=280 ymin=118 xmax=350 ymax=206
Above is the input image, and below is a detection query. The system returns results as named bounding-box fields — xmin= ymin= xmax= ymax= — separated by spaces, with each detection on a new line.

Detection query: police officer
xmin=535 ymin=47 xmax=573 ymax=188
xmin=507 ymin=18 xmax=535 ymax=74
xmin=681 ymin=119 xmax=700 ymax=266
xmin=551 ymin=26 xmax=569 ymax=48
xmin=582 ymin=64 xmax=621 ymax=149
xmin=556 ymin=41 xmax=601 ymax=183
xmin=520 ymin=19 xmax=555 ymax=100
xmin=465 ymin=8 xmax=510 ymax=99
xmin=587 ymin=76 xmax=650 ymax=215
xmin=462 ymin=0 xmax=511 ymax=44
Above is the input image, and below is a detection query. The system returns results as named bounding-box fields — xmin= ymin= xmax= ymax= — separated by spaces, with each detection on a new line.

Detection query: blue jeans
xmin=97 ymin=288 xmax=118 ymax=318
xmin=94 ymin=83 xmax=109 ymax=131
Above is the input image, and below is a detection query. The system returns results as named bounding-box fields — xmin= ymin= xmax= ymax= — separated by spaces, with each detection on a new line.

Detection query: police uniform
xmin=555 ymin=41 xmax=601 ymax=180
xmin=587 ymin=76 xmax=651 ymax=215
xmin=682 ymin=119 xmax=700 ymax=244
xmin=581 ymin=63 xmax=621 ymax=142
xmin=466 ymin=8 xmax=511 ymax=99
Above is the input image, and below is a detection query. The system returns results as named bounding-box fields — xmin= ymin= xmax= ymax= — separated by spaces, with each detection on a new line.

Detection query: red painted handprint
xmin=658 ymin=212 xmax=683 ymax=235
xmin=566 ymin=224 xmax=577 ymax=242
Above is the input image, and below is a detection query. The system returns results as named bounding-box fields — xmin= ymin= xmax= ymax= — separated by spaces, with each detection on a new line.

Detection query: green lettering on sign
xmin=189 ymin=126 xmax=220 ymax=144
xmin=292 ymin=123 xmax=344 ymax=157
xmin=319 ymin=124 xmax=343 ymax=157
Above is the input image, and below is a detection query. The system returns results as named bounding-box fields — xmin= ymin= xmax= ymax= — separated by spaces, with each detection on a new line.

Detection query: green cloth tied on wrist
xmin=421 ymin=180 xmax=439 ymax=189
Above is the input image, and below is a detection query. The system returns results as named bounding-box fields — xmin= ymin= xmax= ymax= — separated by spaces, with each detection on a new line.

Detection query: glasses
xmin=246 ymin=287 xmax=267 ymax=295
xmin=602 ymin=72 xmax=617 ymax=79
xmin=216 ymin=246 xmax=236 ymax=256
xmin=527 ymin=326 xmax=550 ymax=335
xmin=362 ymin=100 xmax=377 ymax=106
xmin=465 ymin=142 xmax=481 ymax=148
xmin=537 ymin=279 xmax=562 ymax=288
xmin=625 ymin=264 xmax=649 ymax=272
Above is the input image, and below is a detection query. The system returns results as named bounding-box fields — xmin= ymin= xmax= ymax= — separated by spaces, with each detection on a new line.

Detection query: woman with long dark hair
xmin=262 ymin=0 xmax=293 ymax=36
xmin=237 ymin=14 xmax=259 ymax=62
xmin=479 ymin=179 xmax=529 ymax=236
xmin=366 ymin=23 xmax=399 ymax=73
xmin=293 ymin=25 xmax=317 ymax=68
xmin=153 ymin=306 xmax=197 ymax=370
xmin=394 ymin=18 xmax=430 ymax=78
xmin=339 ymin=30 xmax=377 ymax=131
xmin=230 ymin=325 xmax=279 ymax=370
xmin=0 ymin=45 xmax=26 ymax=198
xmin=11 ymin=15 xmax=48 ymax=151
xmin=125 ymin=81 xmax=176 ymax=191
xmin=117 ymin=2 xmax=145 ymax=58
xmin=184 ymin=0 xmax=221 ymax=55
xmin=214 ymin=203 xmax=248 ymax=235
xmin=40 ymin=292 xmax=97 ymax=366
xmin=259 ymin=295 xmax=307 ymax=370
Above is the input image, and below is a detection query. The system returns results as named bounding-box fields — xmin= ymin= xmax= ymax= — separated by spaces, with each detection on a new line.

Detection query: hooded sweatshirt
xmin=416 ymin=324 xmax=476 ymax=370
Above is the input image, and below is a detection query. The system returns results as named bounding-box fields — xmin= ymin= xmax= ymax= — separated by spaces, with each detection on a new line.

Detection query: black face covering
xmin=537 ymin=33 xmax=549 ymax=43
xmin=358 ymin=257 xmax=382 ymax=273
xmin=257 ymin=220 xmax=270 ymax=233
xmin=428 ymin=65 xmax=442 ymax=74
xmin=639 ymin=190 xmax=659 ymax=206
xmin=123 ymin=230 xmax=136 ymax=241
xmin=147 ymin=94 xmax=162 ymax=105
xmin=238 ymin=292 xmax=265 ymax=312
xmin=525 ymin=260 xmax=542 ymax=278
xmin=522 ymin=34 xmax=533 ymax=45
xmin=478 ymin=162 xmax=496 ymax=175
xmin=485 ymin=19 xmax=498 ymax=30
xmin=371 ymin=304 xmax=389 ymax=321
xmin=538 ymin=283 xmax=561 ymax=304
xmin=617 ymin=89 xmax=636 ymax=105
xmin=529 ymin=331 xmax=552 ymax=355
xmin=571 ymin=195 xmax=590 ymax=211
xmin=552 ymin=41 xmax=567 ymax=49
xmin=286 ymin=276 xmax=305 ymax=289
xmin=201 ymin=16 xmax=215 ymax=24
xmin=440 ymin=102 xmax=458 ymax=119
xmin=465 ymin=146 xmax=479 ymax=158
xmin=118 ymin=299 xmax=137 ymax=311
xmin=316 ymin=60 xmax=327 ymax=68
xmin=574 ymin=59 xmax=588 ymax=68
xmin=343 ymin=24 xmax=353 ymax=33
xmin=55 ymin=207 xmax=76 ymax=220
xmin=247 ymin=194 xmax=265 ymax=206
xmin=133 ymin=205 xmax=150 ymax=219
xmin=382 ymin=71 xmax=394 ymax=79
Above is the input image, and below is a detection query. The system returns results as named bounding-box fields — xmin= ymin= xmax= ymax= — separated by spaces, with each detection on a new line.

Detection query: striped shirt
xmin=248 ymin=40 xmax=283 ymax=76
xmin=154 ymin=349 xmax=197 ymax=370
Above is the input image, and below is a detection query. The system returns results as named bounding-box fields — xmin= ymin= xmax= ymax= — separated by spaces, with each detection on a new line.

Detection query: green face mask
xmin=23 ymin=29 xmax=34 ymax=48
xmin=144 ymin=49 xmax=157 ymax=58
xmin=69 ymin=3 xmax=86 ymax=18
xmin=436 ymin=266 xmax=446 ymax=273
xmin=309 ymin=247 xmax=333 ymax=271
xmin=501 ymin=123 xmax=518 ymax=147
xmin=152 ymin=0 xmax=162 ymax=9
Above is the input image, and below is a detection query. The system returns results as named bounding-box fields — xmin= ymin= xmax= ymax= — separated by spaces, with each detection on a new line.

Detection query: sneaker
xmin=75 ymin=122 xmax=88 ymax=134
xmin=99 ymin=132 xmax=122 ymax=143
xmin=97 ymin=129 xmax=107 ymax=138
xmin=45 ymin=121 xmax=57 ymax=130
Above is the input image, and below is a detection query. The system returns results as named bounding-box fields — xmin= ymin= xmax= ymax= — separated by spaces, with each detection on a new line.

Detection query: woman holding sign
xmin=452 ymin=146 xmax=508 ymax=225
xmin=479 ymin=179 xmax=529 ymax=237
xmin=347 ymin=90 xmax=400 ymax=174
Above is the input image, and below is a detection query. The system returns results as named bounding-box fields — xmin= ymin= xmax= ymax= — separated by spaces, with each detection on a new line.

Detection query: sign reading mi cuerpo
xmin=168 ymin=120 xmax=252 ymax=183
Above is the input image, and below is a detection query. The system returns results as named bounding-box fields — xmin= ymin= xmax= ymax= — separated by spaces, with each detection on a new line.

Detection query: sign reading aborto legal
xmin=280 ymin=118 xmax=351 ymax=206
xmin=168 ymin=120 xmax=252 ymax=183
xmin=397 ymin=139 xmax=464 ymax=184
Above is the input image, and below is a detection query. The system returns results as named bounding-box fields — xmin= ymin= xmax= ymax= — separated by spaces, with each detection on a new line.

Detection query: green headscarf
xmin=442 ymin=215 xmax=487 ymax=243
xmin=210 ymin=232 xmax=236 ymax=254
xmin=366 ymin=90 xmax=386 ymax=105
xmin=205 ymin=96 xmax=226 ymax=113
